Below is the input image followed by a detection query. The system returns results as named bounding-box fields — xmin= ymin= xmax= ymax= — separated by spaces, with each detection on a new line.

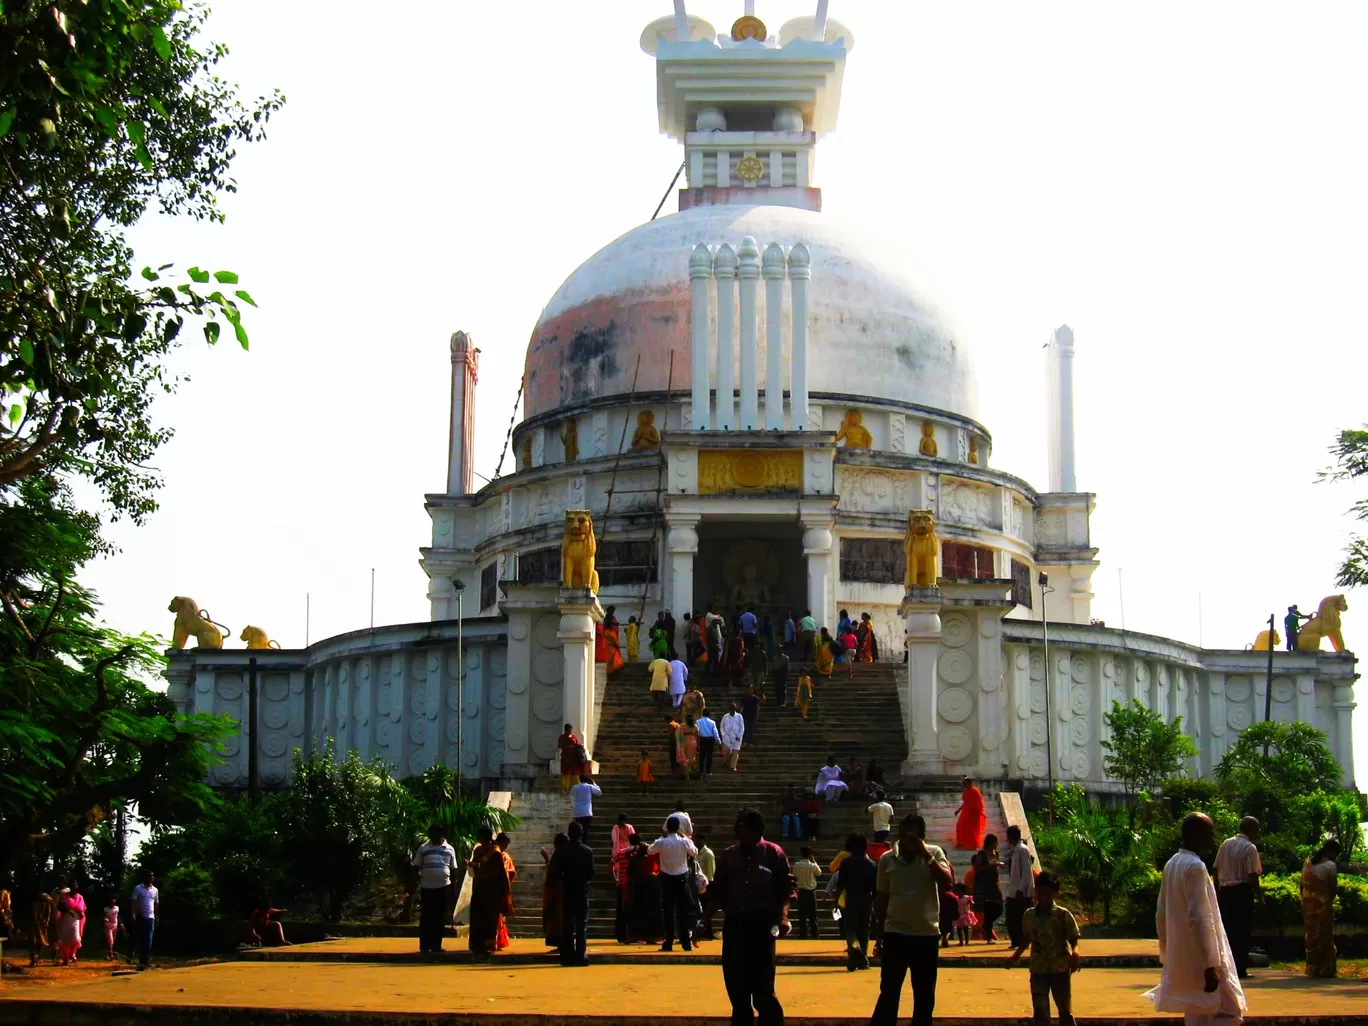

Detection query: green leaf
xmin=163 ymin=318 xmax=182 ymax=343
xmin=187 ymin=267 xmax=210 ymax=284
xmin=141 ymin=266 xmax=160 ymax=281
xmin=149 ymin=97 xmax=169 ymax=119
xmin=234 ymin=289 xmax=257 ymax=307
xmin=126 ymin=119 xmax=146 ymax=145
xmin=156 ymin=286 xmax=176 ymax=305
xmin=151 ymin=25 xmax=172 ymax=61
xmin=19 ymin=340 xmax=34 ymax=365
xmin=233 ymin=321 xmax=249 ymax=349
xmin=204 ymin=321 xmax=221 ymax=345
xmin=94 ymin=107 xmax=119 ymax=136
xmin=212 ymin=270 xmax=239 ymax=284
xmin=0 ymin=108 xmax=18 ymax=137
xmin=134 ymin=142 xmax=153 ymax=170
xmin=9 ymin=402 xmax=22 ymax=424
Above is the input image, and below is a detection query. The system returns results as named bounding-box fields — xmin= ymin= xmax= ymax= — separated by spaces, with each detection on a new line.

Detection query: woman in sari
xmin=493 ymin=833 xmax=517 ymax=950
xmin=1302 ymin=838 xmax=1341 ymax=978
xmin=955 ymin=776 xmax=987 ymax=849
xmin=602 ymin=625 xmax=625 ymax=675
xmin=675 ymin=715 xmax=700 ymax=778
xmin=55 ymin=884 xmax=85 ymax=964
xmin=814 ymin=628 xmax=837 ymax=677
xmin=625 ymin=617 xmax=640 ymax=661
xmin=857 ymin=613 xmax=879 ymax=662
xmin=468 ymin=826 xmax=511 ymax=956
xmin=540 ymin=833 xmax=567 ymax=947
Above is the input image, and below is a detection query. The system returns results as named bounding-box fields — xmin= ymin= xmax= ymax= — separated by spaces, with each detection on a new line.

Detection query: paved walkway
xmin=3 ymin=959 xmax=1365 ymax=1024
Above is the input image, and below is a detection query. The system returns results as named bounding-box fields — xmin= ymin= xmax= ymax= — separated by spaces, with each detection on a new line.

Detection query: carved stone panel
xmin=838 ymin=538 xmax=904 ymax=583
xmin=836 ymin=467 xmax=913 ymax=514
xmin=698 ymin=450 xmax=802 ymax=494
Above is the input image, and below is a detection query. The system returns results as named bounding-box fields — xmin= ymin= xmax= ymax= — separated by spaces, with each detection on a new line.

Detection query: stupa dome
xmin=522 ymin=202 xmax=979 ymax=425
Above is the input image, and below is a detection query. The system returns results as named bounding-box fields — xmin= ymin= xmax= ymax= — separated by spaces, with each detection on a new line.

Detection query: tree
xmin=1 ymin=1 xmax=283 ymax=519
xmin=1323 ymin=426 xmax=1368 ymax=588
xmin=1101 ymin=700 xmax=1199 ymax=800
xmin=0 ymin=475 xmax=232 ymax=870
xmin=1035 ymin=797 xmax=1153 ymax=926
xmin=1215 ymin=720 xmax=1342 ymax=796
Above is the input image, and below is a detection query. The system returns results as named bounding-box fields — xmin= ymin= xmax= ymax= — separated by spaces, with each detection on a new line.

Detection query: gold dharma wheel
xmin=730 ymin=451 xmax=766 ymax=488
xmin=736 ymin=155 xmax=765 ymax=182
xmin=731 ymin=14 xmax=766 ymax=41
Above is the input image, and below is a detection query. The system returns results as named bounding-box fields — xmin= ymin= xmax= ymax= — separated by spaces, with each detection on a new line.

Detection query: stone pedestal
xmin=900 ymin=586 xmax=943 ymax=777
xmin=558 ymin=587 xmax=604 ymax=760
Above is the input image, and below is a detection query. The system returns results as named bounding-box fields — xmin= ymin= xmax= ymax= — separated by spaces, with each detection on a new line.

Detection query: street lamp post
xmin=453 ymin=579 xmax=466 ymax=792
xmin=1039 ymin=572 xmax=1056 ymax=824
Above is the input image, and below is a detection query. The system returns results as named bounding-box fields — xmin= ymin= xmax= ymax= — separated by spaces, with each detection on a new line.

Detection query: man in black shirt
xmin=550 ymin=820 xmax=595 ymax=966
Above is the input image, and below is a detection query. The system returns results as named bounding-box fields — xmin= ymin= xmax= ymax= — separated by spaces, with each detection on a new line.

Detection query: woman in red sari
xmin=857 ymin=613 xmax=879 ymax=663
xmin=954 ymin=775 xmax=986 ymax=850
xmin=467 ymin=827 xmax=511 ymax=956
xmin=493 ymin=832 xmax=517 ymax=950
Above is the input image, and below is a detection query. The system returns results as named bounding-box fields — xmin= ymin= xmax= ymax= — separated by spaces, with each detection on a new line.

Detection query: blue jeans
xmin=781 ymin=814 xmax=800 ymax=838
xmin=135 ymin=916 xmax=155 ymax=967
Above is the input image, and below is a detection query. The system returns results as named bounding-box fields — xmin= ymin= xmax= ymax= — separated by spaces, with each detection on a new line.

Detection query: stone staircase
xmin=504 ymin=660 xmax=1007 ymax=939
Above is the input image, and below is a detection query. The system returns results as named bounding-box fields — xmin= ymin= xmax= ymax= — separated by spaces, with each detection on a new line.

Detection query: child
xmin=792 ymin=847 xmax=821 ymax=939
xmin=938 ymin=883 xmax=958 ymax=948
xmin=248 ymin=902 xmax=290 ymax=946
xmin=103 ymin=897 xmax=122 ymax=960
xmin=794 ymin=668 xmax=814 ymax=719
xmin=953 ymin=882 xmax=975 ymax=945
xmin=1005 ymin=872 xmax=1080 ymax=1025
xmin=839 ymin=628 xmax=858 ymax=678
xmin=799 ymin=792 xmax=821 ymax=841
xmin=636 ymin=748 xmax=655 ymax=791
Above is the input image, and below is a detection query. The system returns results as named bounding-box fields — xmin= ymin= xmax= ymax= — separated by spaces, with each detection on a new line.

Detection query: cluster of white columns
xmin=689 ymin=237 xmax=810 ymax=432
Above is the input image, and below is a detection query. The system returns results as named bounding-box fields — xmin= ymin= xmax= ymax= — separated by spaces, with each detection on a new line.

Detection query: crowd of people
xmin=0 ymin=869 xmax=160 ymax=970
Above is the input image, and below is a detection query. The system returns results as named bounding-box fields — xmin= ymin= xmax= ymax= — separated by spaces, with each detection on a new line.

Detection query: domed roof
xmin=523 ymin=203 xmax=978 ymax=423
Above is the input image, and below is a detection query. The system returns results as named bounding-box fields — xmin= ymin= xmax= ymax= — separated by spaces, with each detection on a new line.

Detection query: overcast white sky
xmin=82 ymin=2 xmax=1368 ymax=769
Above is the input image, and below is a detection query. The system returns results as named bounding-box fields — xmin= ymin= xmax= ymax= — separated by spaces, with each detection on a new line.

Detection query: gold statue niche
xmin=903 ymin=510 xmax=939 ymax=589
xmin=919 ymin=421 xmax=938 ymax=457
xmin=521 ymin=434 xmax=533 ymax=470
xmin=240 ymin=626 xmax=281 ymax=650
xmin=1297 ymin=594 xmax=1349 ymax=652
xmin=562 ymin=509 xmax=600 ymax=592
xmin=629 ymin=410 xmax=661 ymax=451
xmin=561 ymin=419 xmax=579 ymax=462
xmin=835 ymin=409 xmax=872 ymax=449
xmin=168 ymin=596 xmax=227 ymax=650
xmin=968 ymin=438 xmax=979 ymax=464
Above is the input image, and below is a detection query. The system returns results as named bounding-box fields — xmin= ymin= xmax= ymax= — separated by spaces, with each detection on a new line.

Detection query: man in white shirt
xmin=666 ymin=802 xmax=694 ymax=838
xmin=648 ymin=816 xmax=699 ymax=951
xmin=868 ymin=795 xmax=894 ymax=842
xmin=1213 ymin=816 xmax=1263 ymax=979
xmin=131 ymin=869 xmax=159 ymax=969
xmin=1145 ymin=813 xmax=1245 ymax=1026
xmin=720 ymin=704 xmax=745 ymax=771
xmin=412 ymin=823 xmax=457 ymax=953
xmin=667 ymin=657 xmax=689 ymax=707
xmin=1001 ymin=824 xmax=1036 ymax=949
xmin=570 ymin=773 xmax=602 ymax=842
xmin=695 ymin=712 xmax=720 ymax=776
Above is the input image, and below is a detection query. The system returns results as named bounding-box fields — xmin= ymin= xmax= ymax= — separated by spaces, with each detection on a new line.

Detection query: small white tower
xmin=1046 ymin=324 xmax=1076 ymax=492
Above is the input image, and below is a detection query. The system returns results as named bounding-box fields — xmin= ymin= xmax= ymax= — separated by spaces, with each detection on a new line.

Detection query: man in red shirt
xmin=707 ymin=807 xmax=795 ymax=1026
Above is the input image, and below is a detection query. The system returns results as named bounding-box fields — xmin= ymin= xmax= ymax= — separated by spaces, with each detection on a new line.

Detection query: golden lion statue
xmin=168 ymin=596 xmax=227 ymax=650
xmin=1297 ymin=594 xmax=1349 ymax=652
xmin=562 ymin=509 xmax=600 ymax=592
xmin=903 ymin=509 xmax=939 ymax=588
xmin=1250 ymin=628 xmax=1281 ymax=651
xmin=240 ymin=626 xmax=281 ymax=650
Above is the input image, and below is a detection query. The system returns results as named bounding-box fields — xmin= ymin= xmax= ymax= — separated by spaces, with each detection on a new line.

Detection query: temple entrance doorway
xmin=694 ymin=521 xmax=805 ymax=628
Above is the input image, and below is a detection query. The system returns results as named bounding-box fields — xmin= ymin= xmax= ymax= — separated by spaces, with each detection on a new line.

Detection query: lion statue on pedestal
xmin=168 ymin=596 xmax=227 ymax=649
xmin=903 ymin=509 xmax=939 ymax=589
xmin=562 ymin=509 xmax=600 ymax=593
xmin=240 ymin=626 xmax=281 ymax=650
xmin=1297 ymin=594 xmax=1349 ymax=652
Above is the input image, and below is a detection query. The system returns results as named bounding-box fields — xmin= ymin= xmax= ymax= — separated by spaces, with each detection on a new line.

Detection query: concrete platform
xmin=2 ymin=958 xmax=1366 ymax=1025
xmin=239 ymin=935 xmax=1164 ymax=968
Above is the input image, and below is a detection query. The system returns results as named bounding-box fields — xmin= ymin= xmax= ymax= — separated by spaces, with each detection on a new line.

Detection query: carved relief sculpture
xmin=240 ymin=626 xmax=281 ymax=650
xmin=561 ymin=419 xmax=579 ymax=462
xmin=835 ymin=409 xmax=872 ymax=449
xmin=697 ymin=450 xmax=802 ymax=494
xmin=168 ymin=596 xmax=227 ymax=649
xmin=903 ymin=509 xmax=939 ymax=588
xmin=629 ymin=410 xmax=661 ymax=451
xmin=968 ymin=438 xmax=979 ymax=464
xmin=1297 ymin=594 xmax=1349 ymax=652
xmin=562 ymin=509 xmax=600 ymax=592
xmin=919 ymin=421 xmax=938 ymax=457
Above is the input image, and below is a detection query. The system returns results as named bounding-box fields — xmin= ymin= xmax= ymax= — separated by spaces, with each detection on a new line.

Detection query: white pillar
xmin=667 ymin=518 xmax=699 ymax=631
xmin=802 ymin=523 xmax=834 ymax=633
xmin=788 ymin=244 xmax=810 ymax=430
xmin=763 ymin=243 xmax=786 ymax=430
xmin=1334 ymin=683 xmax=1357 ymax=787
xmin=672 ymin=0 xmax=689 ymax=41
xmin=446 ymin=331 xmax=479 ymax=495
xmin=1046 ymin=325 xmax=1076 ymax=492
xmin=689 ymin=244 xmax=713 ymax=431
xmin=737 ymin=236 xmax=760 ymax=430
xmin=714 ymin=244 xmax=737 ymax=430
xmin=558 ymin=589 xmax=603 ymax=759
xmin=902 ymin=589 xmax=944 ymax=776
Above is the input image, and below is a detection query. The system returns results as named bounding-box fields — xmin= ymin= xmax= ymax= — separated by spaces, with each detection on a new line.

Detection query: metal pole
xmin=248 ymin=656 xmax=260 ymax=802
xmin=305 ymin=592 xmax=310 ymax=647
xmin=455 ymin=584 xmax=465 ymax=792
xmin=1040 ymin=575 xmax=1055 ymax=825
xmin=370 ymin=568 xmax=375 ymax=629
xmin=1263 ymin=612 xmax=1275 ymax=753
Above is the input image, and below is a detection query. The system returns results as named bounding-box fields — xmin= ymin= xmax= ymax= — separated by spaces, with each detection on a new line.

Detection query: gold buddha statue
xmin=919 ymin=421 xmax=938 ymax=457
xmin=629 ymin=410 xmax=661 ymax=451
xmin=835 ymin=409 xmax=872 ymax=449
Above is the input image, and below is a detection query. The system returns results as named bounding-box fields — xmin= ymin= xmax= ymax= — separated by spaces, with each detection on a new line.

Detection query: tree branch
xmin=30 ymin=579 xmax=67 ymax=657
xmin=0 ymin=587 xmax=37 ymax=645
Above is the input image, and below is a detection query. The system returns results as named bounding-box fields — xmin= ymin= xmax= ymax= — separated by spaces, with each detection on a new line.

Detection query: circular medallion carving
xmin=938 ymin=650 xmax=973 ymax=685
xmin=1227 ymin=705 xmax=1253 ymax=731
xmin=508 ymin=675 xmax=528 ymax=695
xmin=510 ymin=618 xmax=529 ymax=641
xmin=409 ymin=719 xmax=427 ymax=744
xmin=488 ymin=685 xmax=507 ymax=710
xmin=1102 ymin=659 xmax=1114 ymax=680
xmin=941 ymin=614 xmax=972 ymax=649
xmin=212 ymin=765 xmax=239 ymax=785
xmin=489 ymin=711 xmax=506 ymax=741
xmin=464 ymin=698 xmax=480 ymax=719
xmin=359 ymin=661 xmax=370 ymax=681
xmin=1225 ymin=676 xmax=1252 ymax=702
xmin=1072 ymin=750 xmax=1091 ymax=778
xmin=410 ymin=689 xmax=426 ymax=716
xmin=1070 ymin=655 xmax=1089 ymax=683
xmin=462 ymin=749 xmax=480 ymax=769
xmin=1070 ymin=686 xmax=1091 ymax=716
xmin=1272 ymin=678 xmax=1295 ymax=704
xmin=1029 ymin=683 xmax=1047 ymax=713
xmin=1030 ymin=714 xmax=1047 ymax=746
xmin=507 ymin=730 xmax=527 ymax=752
xmin=1015 ymin=651 xmax=1029 ymax=672
xmin=938 ymin=726 xmax=973 ymax=761
xmin=467 ymin=649 xmax=482 ymax=671
xmin=290 ymin=675 xmax=304 ymax=694
xmin=534 ymin=651 xmax=562 ymax=686
xmin=196 ymin=674 xmax=212 ymax=693
xmin=1299 ymin=677 xmax=1315 ymax=695
xmin=264 ymin=676 xmax=289 ymax=702
xmin=533 ymin=614 xmax=561 ymax=650
xmin=1070 ymin=717 xmax=1089 ymax=745
xmin=980 ymin=619 xmax=998 ymax=639
xmin=264 ymin=705 xmax=288 ymax=730
xmin=532 ymin=687 xmax=562 ymax=724
xmin=262 ymin=764 xmax=286 ymax=786
xmin=981 ymin=672 xmax=1000 ymax=693
xmin=353 ymin=698 xmax=369 ymax=726
xmin=981 ymin=728 xmax=1000 ymax=751
xmin=262 ymin=734 xmax=288 ymax=758
xmin=1029 ymin=749 xmax=1047 ymax=777
xmin=532 ymin=725 xmax=559 ymax=760
xmin=1029 ymin=653 xmax=1045 ymax=681
xmin=221 ymin=735 xmax=241 ymax=757
xmin=1017 ymin=754 xmax=1032 ymax=771
xmin=735 ymin=155 xmax=766 ymax=182
xmin=1134 ymin=663 xmax=1149 ymax=684
xmin=939 ymin=687 xmax=973 ymax=723
xmin=377 ymin=685 xmax=391 ymax=716
xmin=216 ymin=676 xmax=243 ymax=702
xmin=1057 ymin=656 xmax=1071 ymax=676
xmin=376 ymin=719 xmax=393 ymax=746
xmin=489 ymin=648 xmax=508 ymax=677
xmin=409 ymin=749 xmax=434 ymax=775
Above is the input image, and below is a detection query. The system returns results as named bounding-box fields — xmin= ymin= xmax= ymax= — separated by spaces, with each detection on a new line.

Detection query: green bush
xmin=1337 ymin=874 xmax=1368 ymax=926
xmin=1259 ymin=873 xmax=1303 ymax=933
xmin=1256 ymin=833 xmax=1309 ymax=875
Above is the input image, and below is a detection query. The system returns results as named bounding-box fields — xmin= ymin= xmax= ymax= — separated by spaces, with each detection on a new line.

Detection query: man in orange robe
xmin=954 ymin=776 xmax=986 ymax=850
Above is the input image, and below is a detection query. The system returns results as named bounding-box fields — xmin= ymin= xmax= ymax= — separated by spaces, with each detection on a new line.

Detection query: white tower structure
xmin=1045 ymin=325 xmax=1076 ymax=492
